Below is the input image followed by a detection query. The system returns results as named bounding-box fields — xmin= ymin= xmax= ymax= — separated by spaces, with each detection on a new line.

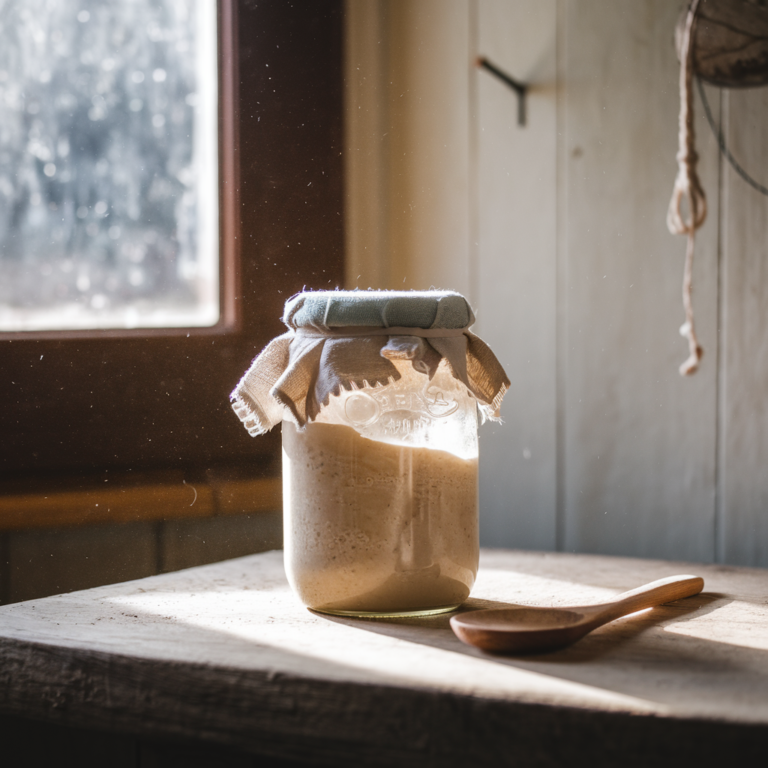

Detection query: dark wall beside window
xmin=0 ymin=0 xmax=344 ymax=488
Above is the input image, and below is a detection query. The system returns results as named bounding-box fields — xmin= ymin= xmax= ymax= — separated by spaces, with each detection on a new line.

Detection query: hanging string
xmin=696 ymin=77 xmax=768 ymax=197
xmin=667 ymin=0 xmax=706 ymax=376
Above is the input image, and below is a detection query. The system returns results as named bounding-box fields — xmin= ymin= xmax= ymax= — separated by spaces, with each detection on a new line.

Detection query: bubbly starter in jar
xmin=282 ymin=362 xmax=479 ymax=615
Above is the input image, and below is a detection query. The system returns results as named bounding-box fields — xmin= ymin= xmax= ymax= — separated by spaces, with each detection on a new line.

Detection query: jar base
xmin=310 ymin=604 xmax=462 ymax=619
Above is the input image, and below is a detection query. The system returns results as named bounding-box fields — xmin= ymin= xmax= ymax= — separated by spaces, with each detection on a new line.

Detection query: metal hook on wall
xmin=476 ymin=56 xmax=528 ymax=126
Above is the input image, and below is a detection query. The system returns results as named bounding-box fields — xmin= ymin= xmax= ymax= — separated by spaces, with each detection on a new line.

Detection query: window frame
xmin=0 ymin=0 xmax=240 ymax=343
xmin=0 ymin=0 xmax=345 ymax=521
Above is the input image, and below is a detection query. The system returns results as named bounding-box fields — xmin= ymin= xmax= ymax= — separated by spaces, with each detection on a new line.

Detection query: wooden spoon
xmin=450 ymin=574 xmax=704 ymax=654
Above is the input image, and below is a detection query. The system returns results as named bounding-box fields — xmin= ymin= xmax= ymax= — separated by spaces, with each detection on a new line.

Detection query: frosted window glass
xmin=0 ymin=0 xmax=219 ymax=331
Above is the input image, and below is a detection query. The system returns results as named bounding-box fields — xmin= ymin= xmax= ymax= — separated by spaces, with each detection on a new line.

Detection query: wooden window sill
xmin=0 ymin=476 xmax=282 ymax=531
xmin=1 ymin=549 xmax=767 ymax=766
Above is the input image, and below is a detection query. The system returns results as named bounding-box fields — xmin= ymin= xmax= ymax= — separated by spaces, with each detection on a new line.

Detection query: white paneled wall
xmin=344 ymin=0 xmax=473 ymax=295
xmin=474 ymin=1 xmax=558 ymax=551
xmin=560 ymin=1 xmax=720 ymax=563
xmin=721 ymin=86 xmax=768 ymax=565
xmin=344 ymin=0 xmax=768 ymax=567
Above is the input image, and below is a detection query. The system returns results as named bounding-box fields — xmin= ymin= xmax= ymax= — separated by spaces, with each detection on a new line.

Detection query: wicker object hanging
xmin=676 ymin=0 xmax=768 ymax=88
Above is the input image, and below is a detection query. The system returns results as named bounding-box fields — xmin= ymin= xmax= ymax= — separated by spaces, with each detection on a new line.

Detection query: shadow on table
xmin=315 ymin=589 xmax=766 ymax=699
xmin=317 ymin=590 xmax=728 ymax=657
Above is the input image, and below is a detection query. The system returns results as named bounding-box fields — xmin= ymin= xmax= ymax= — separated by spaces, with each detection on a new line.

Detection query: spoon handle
xmin=597 ymin=574 xmax=704 ymax=623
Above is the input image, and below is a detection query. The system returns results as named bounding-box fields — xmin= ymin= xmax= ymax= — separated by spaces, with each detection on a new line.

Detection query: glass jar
xmin=231 ymin=289 xmax=509 ymax=618
xmin=282 ymin=357 xmax=479 ymax=617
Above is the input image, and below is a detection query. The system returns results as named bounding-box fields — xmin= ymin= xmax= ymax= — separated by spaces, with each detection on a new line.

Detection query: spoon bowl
xmin=479 ymin=608 xmax=586 ymax=629
xmin=450 ymin=575 xmax=704 ymax=654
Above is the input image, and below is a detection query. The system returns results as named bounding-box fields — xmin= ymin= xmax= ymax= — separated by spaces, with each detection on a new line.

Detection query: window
xmin=0 ymin=1 xmax=344 ymax=526
xmin=0 ymin=0 xmax=220 ymax=332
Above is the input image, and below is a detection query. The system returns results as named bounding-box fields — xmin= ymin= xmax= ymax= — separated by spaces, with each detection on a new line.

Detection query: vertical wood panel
xmin=720 ymin=87 xmax=768 ymax=567
xmin=388 ymin=0 xmax=472 ymax=294
xmin=561 ymin=0 xmax=719 ymax=561
xmin=344 ymin=0 xmax=390 ymax=289
xmin=475 ymin=0 xmax=558 ymax=549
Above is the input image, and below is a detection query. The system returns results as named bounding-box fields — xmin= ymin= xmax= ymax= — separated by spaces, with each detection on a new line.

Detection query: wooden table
xmin=1 ymin=549 xmax=767 ymax=767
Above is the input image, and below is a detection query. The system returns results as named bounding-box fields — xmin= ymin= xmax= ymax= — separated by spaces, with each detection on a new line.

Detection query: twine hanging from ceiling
xmin=668 ymin=0 xmax=768 ymax=376
xmin=668 ymin=0 xmax=706 ymax=376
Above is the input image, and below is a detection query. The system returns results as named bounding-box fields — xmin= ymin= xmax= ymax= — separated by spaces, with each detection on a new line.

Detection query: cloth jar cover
xmin=231 ymin=290 xmax=510 ymax=436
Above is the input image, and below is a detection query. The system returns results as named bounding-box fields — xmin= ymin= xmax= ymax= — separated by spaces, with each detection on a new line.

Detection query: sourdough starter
xmin=282 ymin=420 xmax=479 ymax=614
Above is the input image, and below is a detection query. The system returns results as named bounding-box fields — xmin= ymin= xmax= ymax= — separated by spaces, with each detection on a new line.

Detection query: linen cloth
xmin=231 ymin=290 xmax=510 ymax=436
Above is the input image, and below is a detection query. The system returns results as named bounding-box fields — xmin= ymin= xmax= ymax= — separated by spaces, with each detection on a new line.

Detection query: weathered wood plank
xmin=6 ymin=522 xmax=158 ymax=604
xmin=1 ymin=550 xmax=768 ymax=767
xmin=0 ymin=483 xmax=214 ymax=531
xmin=0 ymin=477 xmax=282 ymax=532
xmin=474 ymin=0 xmax=558 ymax=550
xmin=210 ymin=477 xmax=282 ymax=517
xmin=160 ymin=512 xmax=282 ymax=573
xmin=561 ymin=0 xmax=720 ymax=561
xmin=719 ymin=86 xmax=768 ymax=567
